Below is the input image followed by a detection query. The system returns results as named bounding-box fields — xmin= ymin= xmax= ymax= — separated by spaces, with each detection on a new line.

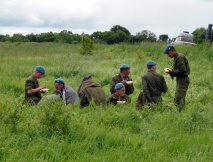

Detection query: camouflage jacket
xmin=110 ymin=73 xmax=134 ymax=95
xmin=170 ymin=53 xmax=190 ymax=78
xmin=106 ymin=93 xmax=131 ymax=106
xmin=24 ymin=75 xmax=42 ymax=103
xmin=142 ymin=70 xmax=168 ymax=102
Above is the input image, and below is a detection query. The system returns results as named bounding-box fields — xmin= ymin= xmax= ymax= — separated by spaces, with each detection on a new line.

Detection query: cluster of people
xmin=23 ymin=44 xmax=190 ymax=112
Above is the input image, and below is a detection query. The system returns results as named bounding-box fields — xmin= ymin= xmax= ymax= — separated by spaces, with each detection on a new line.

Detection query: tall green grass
xmin=0 ymin=42 xmax=212 ymax=161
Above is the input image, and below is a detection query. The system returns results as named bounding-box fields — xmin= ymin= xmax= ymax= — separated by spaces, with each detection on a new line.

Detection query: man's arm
xmin=26 ymin=80 xmax=46 ymax=95
xmin=170 ymin=56 xmax=187 ymax=75
xmin=161 ymin=76 xmax=168 ymax=93
xmin=110 ymin=77 xmax=116 ymax=94
xmin=126 ymin=77 xmax=134 ymax=95
xmin=142 ymin=76 xmax=152 ymax=103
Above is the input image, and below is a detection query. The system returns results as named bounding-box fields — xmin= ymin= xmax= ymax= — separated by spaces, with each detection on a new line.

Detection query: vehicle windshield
xmin=176 ymin=36 xmax=194 ymax=43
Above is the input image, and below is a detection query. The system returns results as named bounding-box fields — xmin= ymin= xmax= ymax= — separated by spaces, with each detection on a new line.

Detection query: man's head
xmin=54 ymin=78 xmax=65 ymax=90
xmin=120 ymin=64 xmax=130 ymax=76
xmin=146 ymin=60 xmax=156 ymax=70
xmin=115 ymin=83 xmax=125 ymax=97
xmin=34 ymin=65 xmax=45 ymax=79
xmin=164 ymin=44 xmax=177 ymax=58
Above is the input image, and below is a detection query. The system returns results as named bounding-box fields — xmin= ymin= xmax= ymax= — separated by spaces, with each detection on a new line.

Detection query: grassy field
xmin=0 ymin=42 xmax=212 ymax=161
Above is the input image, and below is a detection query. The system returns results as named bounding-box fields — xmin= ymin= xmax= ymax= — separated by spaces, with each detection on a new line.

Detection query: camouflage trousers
xmin=175 ymin=77 xmax=190 ymax=111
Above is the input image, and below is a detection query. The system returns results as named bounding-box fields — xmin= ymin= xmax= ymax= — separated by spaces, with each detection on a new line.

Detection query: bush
xmin=80 ymin=37 xmax=94 ymax=55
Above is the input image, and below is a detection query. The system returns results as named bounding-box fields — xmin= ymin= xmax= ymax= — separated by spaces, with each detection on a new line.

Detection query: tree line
xmin=0 ymin=25 xmax=206 ymax=44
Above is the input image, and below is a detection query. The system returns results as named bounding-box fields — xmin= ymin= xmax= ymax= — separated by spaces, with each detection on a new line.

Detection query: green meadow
xmin=0 ymin=42 xmax=212 ymax=161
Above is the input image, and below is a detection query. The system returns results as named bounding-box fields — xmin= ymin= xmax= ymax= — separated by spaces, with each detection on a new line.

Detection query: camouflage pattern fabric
xmin=170 ymin=53 xmax=190 ymax=111
xmin=136 ymin=70 xmax=167 ymax=109
xmin=110 ymin=74 xmax=134 ymax=95
xmin=106 ymin=93 xmax=131 ymax=106
xmin=24 ymin=75 xmax=42 ymax=105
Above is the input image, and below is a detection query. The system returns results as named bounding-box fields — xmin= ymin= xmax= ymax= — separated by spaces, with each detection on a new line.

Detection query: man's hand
xmin=151 ymin=102 xmax=156 ymax=106
xmin=121 ymin=80 xmax=127 ymax=85
xmin=148 ymin=102 xmax=156 ymax=107
xmin=40 ymin=84 xmax=46 ymax=89
xmin=166 ymin=69 xmax=172 ymax=74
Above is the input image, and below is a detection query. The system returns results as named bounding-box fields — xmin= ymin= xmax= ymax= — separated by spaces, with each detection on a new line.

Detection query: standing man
xmin=54 ymin=78 xmax=79 ymax=105
xmin=136 ymin=60 xmax=168 ymax=109
xmin=106 ymin=83 xmax=131 ymax=105
xmin=205 ymin=24 xmax=213 ymax=45
xmin=110 ymin=64 xmax=134 ymax=95
xmin=24 ymin=65 xmax=46 ymax=105
xmin=164 ymin=44 xmax=190 ymax=112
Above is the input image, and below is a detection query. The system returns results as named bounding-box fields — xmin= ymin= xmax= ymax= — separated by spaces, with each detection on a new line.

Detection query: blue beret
xmin=146 ymin=60 xmax=156 ymax=66
xmin=115 ymin=83 xmax=125 ymax=90
xmin=36 ymin=65 xmax=45 ymax=74
xmin=54 ymin=78 xmax=65 ymax=84
xmin=164 ymin=44 xmax=173 ymax=54
xmin=120 ymin=64 xmax=130 ymax=69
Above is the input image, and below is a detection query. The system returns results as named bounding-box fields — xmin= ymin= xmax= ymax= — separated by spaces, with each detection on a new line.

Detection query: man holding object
xmin=164 ymin=44 xmax=190 ymax=112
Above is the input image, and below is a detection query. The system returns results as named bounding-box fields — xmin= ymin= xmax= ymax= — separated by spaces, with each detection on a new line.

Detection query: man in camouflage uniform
xmin=137 ymin=60 xmax=168 ymax=109
xmin=106 ymin=83 xmax=131 ymax=105
xmin=110 ymin=64 xmax=134 ymax=96
xmin=78 ymin=76 xmax=105 ymax=107
xmin=164 ymin=44 xmax=190 ymax=111
xmin=24 ymin=65 xmax=46 ymax=105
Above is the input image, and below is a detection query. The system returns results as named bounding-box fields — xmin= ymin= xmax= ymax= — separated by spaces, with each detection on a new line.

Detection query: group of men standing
xmin=24 ymin=44 xmax=190 ymax=112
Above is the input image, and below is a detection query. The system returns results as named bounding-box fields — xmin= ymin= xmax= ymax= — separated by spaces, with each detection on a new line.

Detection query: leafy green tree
xmin=11 ymin=33 xmax=25 ymax=42
xmin=103 ymin=31 xmax=120 ymax=44
xmin=136 ymin=30 xmax=157 ymax=42
xmin=192 ymin=27 xmax=206 ymax=44
xmin=73 ymin=34 xmax=81 ymax=44
xmin=91 ymin=31 xmax=104 ymax=40
xmin=159 ymin=34 xmax=169 ymax=42
xmin=59 ymin=30 xmax=73 ymax=43
xmin=1 ymin=34 xmax=11 ymax=42
xmin=110 ymin=25 xmax=131 ymax=35
xmin=116 ymin=29 xmax=129 ymax=42
xmin=36 ymin=32 xmax=58 ymax=42
xmin=26 ymin=33 xmax=37 ymax=42
xmin=0 ymin=34 xmax=5 ymax=42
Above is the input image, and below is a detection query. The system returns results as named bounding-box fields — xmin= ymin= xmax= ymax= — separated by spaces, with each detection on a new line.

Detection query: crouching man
xmin=78 ymin=76 xmax=106 ymax=107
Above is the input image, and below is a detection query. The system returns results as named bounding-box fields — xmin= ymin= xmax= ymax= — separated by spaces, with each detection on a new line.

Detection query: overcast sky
xmin=0 ymin=0 xmax=213 ymax=38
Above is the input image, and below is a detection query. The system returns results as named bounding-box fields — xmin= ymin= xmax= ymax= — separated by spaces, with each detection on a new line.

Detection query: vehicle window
xmin=179 ymin=37 xmax=193 ymax=43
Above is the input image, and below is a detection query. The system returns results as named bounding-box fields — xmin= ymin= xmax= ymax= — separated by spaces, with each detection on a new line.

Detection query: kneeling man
xmin=137 ymin=60 xmax=168 ymax=109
